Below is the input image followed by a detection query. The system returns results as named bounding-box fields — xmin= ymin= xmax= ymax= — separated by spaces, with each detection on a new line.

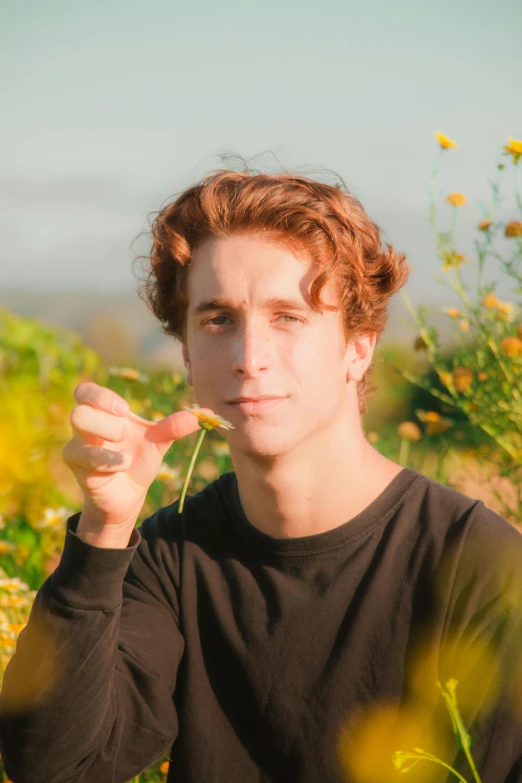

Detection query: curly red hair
xmin=134 ymin=162 xmax=410 ymax=415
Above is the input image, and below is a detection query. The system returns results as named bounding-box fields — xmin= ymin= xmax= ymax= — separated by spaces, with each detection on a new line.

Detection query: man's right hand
xmin=62 ymin=381 xmax=214 ymax=531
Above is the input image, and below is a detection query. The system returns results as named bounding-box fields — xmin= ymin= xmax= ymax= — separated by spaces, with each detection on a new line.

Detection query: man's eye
xmin=205 ymin=314 xmax=301 ymax=327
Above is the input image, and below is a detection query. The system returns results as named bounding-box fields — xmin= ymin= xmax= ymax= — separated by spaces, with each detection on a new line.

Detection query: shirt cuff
xmin=48 ymin=512 xmax=142 ymax=611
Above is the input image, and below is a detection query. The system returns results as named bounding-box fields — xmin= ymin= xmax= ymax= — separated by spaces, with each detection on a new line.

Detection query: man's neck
xmin=230 ymin=432 xmax=403 ymax=540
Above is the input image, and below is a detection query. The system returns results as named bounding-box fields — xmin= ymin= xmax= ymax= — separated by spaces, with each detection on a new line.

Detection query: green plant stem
xmin=178 ymin=428 xmax=207 ymax=513
xmin=405 ymin=751 xmax=471 ymax=783
xmin=398 ymin=437 xmax=410 ymax=467
xmin=514 ymin=162 xmax=522 ymax=213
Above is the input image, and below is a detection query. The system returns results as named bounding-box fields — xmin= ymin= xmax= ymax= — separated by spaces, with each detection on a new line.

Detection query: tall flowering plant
xmin=383 ymin=133 xmax=522 ymax=523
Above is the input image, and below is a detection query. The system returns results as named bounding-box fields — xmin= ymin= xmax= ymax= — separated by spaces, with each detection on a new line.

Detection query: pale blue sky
xmin=1 ymin=0 xmax=521 ymax=306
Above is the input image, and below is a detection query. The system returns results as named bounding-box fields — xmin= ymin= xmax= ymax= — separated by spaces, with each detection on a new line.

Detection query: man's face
xmin=182 ymin=233 xmax=357 ymax=460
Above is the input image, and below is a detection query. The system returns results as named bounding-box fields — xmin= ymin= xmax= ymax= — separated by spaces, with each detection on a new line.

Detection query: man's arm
xmin=0 ymin=506 xmax=184 ymax=783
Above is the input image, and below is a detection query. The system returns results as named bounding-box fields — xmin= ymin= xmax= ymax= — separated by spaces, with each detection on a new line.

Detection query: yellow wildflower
xmin=0 ymin=541 xmax=16 ymax=556
xmin=0 ymin=577 xmax=30 ymax=592
xmin=366 ymin=431 xmax=380 ymax=444
xmin=150 ymin=411 xmax=166 ymax=422
xmin=8 ymin=622 xmax=26 ymax=635
xmin=505 ymin=221 xmax=522 ymax=238
xmin=156 ymin=463 xmax=182 ymax=484
xmin=435 ymin=132 xmax=458 ymax=150
xmin=108 ymin=366 xmax=149 ymax=383
xmin=438 ymin=371 xmax=453 ymax=387
xmin=441 ymin=251 xmax=469 ymax=272
xmin=445 ymin=193 xmax=467 ymax=207
xmin=503 ymin=137 xmax=522 ymax=164
xmin=182 ymin=405 xmax=234 ymax=431
xmin=482 ymin=293 xmax=500 ymax=310
xmin=458 ymin=319 xmax=469 ymax=332
xmin=452 ymin=367 xmax=474 ymax=392
xmin=478 ymin=372 xmax=488 ymax=381
xmin=160 ymin=761 xmax=170 ymax=775
xmin=397 ymin=422 xmax=421 ymax=441
xmin=34 ymin=507 xmax=70 ymax=532
xmin=478 ymin=219 xmax=492 ymax=231
xmin=496 ymin=301 xmax=515 ymax=322
xmin=427 ymin=419 xmax=451 ymax=435
xmin=501 ymin=337 xmax=522 ymax=358
xmin=211 ymin=441 xmax=231 ymax=457
xmin=443 ymin=308 xmax=464 ymax=319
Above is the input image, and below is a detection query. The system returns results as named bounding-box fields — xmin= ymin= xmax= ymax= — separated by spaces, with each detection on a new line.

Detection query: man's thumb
xmin=151 ymin=408 xmax=217 ymax=446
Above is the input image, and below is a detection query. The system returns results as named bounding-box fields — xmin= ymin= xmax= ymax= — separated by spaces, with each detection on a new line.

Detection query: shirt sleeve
xmin=436 ymin=502 xmax=522 ymax=783
xmin=0 ymin=505 xmax=185 ymax=783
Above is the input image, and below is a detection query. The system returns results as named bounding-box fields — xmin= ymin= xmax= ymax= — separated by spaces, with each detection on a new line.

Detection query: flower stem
xmin=178 ymin=428 xmax=207 ymax=513
xmin=399 ymin=437 xmax=410 ymax=467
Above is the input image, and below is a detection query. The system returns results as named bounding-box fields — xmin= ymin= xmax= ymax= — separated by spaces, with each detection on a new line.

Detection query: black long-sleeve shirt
xmin=1 ymin=467 xmax=522 ymax=783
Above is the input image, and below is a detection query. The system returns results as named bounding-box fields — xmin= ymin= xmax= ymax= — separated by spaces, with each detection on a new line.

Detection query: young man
xmin=1 ymin=169 xmax=522 ymax=783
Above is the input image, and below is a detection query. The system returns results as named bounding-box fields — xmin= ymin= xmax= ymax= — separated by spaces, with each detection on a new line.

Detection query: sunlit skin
xmin=181 ymin=233 xmax=403 ymax=539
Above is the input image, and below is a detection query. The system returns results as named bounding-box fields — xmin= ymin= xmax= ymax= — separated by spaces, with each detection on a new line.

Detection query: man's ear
xmin=181 ymin=342 xmax=193 ymax=386
xmin=344 ymin=333 xmax=377 ymax=382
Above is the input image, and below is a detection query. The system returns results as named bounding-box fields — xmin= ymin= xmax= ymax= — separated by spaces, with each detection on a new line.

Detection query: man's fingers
xmin=74 ymin=381 xmax=130 ymax=417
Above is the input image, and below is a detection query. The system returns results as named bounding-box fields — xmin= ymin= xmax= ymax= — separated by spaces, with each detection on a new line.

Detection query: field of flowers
xmin=0 ymin=134 xmax=520 ymax=782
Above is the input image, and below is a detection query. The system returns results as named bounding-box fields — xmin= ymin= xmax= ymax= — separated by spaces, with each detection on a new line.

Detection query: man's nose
xmin=230 ymin=321 xmax=270 ymax=375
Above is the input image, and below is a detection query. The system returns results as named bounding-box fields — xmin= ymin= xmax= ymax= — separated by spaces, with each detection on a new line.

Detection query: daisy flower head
xmin=182 ymin=405 xmax=234 ymax=432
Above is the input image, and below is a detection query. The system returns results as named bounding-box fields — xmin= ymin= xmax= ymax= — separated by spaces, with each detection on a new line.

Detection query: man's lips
xmin=226 ymin=396 xmax=285 ymax=403
xmin=226 ymin=397 xmax=287 ymax=411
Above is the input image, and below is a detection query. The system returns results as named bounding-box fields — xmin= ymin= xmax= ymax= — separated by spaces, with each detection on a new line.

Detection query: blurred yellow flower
xmin=452 ymin=367 xmax=474 ymax=392
xmin=438 ymin=371 xmax=453 ymax=387
xmin=108 ymin=366 xmax=149 ymax=383
xmin=445 ymin=192 xmax=467 ymax=207
xmin=211 ymin=440 xmax=231 ymax=457
xmin=34 ymin=507 xmax=70 ymax=532
xmin=478 ymin=219 xmax=492 ymax=231
xmin=159 ymin=760 xmax=170 ymax=775
xmin=501 ymin=337 xmax=522 ymax=357
xmin=495 ymin=301 xmax=516 ymax=321
xmin=0 ymin=577 xmax=30 ymax=593
xmin=459 ymin=319 xmax=469 ymax=332
xmin=435 ymin=132 xmax=458 ymax=149
xmin=0 ymin=541 xmax=16 ymax=556
xmin=156 ymin=463 xmax=182 ymax=484
xmin=505 ymin=221 xmax=522 ymax=238
xmin=482 ymin=293 xmax=500 ymax=309
xmin=443 ymin=308 xmax=464 ymax=319
xmin=478 ymin=371 xmax=488 ymax=381
xmin=397 ymin=422 xmax=421 ymax=441
xmin=441 ymin=251 xmax=468 ymax=272
xmin=503 ymin=137 xmax=522 ymax=164
xmin=366 ymin=431 xmax=380 ymax=444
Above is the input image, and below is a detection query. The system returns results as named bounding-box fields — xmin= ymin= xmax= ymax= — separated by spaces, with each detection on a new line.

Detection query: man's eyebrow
xmin=191 ymin=296 xmax=311 ymax=316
